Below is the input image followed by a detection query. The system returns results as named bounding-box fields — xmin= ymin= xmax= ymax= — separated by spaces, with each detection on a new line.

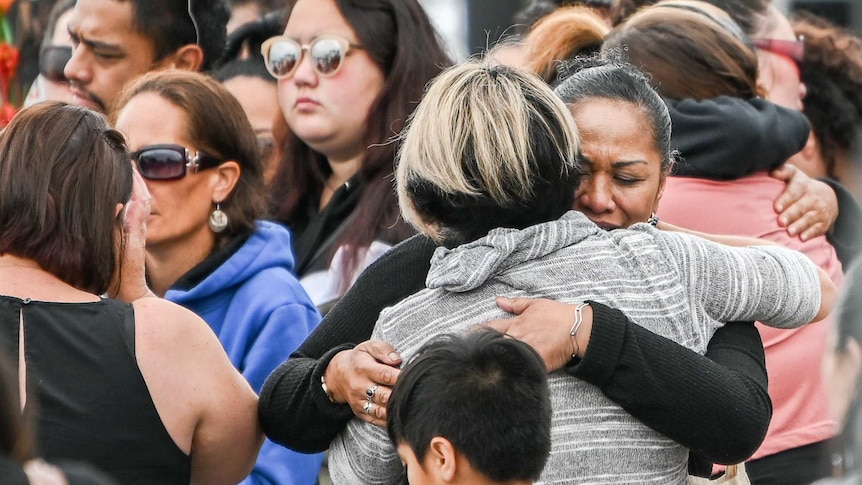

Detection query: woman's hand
xmin=324 ymin=340 xmax=402 ymax=427
xmin=485 ymin=297 xmax=594 ymax=373
xmin=108 ymin=168 xmax=155 ymax=302
xmin=770 ymin=164 xmax=838 ymax=241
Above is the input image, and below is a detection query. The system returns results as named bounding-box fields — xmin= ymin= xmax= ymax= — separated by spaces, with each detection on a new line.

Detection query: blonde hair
xmin=523 ymin=6 xmax=610 ymax=83
xmin=396 ymin=61 xmax=580 ymax=244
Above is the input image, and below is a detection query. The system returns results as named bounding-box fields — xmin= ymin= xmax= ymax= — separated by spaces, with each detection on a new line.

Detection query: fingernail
xmin=776 ymin=204 xmax=783 ymax=211
xmin=389 ymin=352 xmax=401 ymax=361
xmin=788 ymin=227 xmax=797 ymax=236
xmin=780 ymin=217 xmax=788 ymax=225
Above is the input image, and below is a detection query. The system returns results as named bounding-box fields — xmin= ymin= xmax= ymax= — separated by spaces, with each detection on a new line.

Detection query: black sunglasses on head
xmin=131 ymin=144 xmax=223 ymax=181
xmin=39 ymin=45 xmax=72 ymax=83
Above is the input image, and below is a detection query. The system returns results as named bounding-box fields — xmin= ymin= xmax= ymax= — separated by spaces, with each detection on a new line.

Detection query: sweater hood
xmin=427 ymin=211 xmax=601 ymax=292
xmin=166 ymin=220 xmax=295 ymax=302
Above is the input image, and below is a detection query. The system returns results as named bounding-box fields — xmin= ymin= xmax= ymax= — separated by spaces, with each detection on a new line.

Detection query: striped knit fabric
xmin=329 ymin=210 xmax=822 ymax=485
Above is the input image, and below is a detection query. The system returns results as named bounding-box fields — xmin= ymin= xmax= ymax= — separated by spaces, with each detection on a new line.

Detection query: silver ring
xmin=365 ymin=385 xmax=379 ymax=401
xmin=363 ymin=401 xmax=374 ymax=415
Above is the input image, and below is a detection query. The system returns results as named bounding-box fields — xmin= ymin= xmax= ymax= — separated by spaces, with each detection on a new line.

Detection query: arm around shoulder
xmin=133 ymin=297 xmax=264 ymax=485
xmin=658 ymin=223 xmax=836 ymax=322
xmin=660 ymin=230 xmax=835 ymax=328
xmin=259 ymin=235 xmax=436 ymax=452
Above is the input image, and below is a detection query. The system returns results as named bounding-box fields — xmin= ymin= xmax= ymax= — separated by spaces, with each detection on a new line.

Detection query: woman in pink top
xmin=603 ymin=2 xmax=844 ymax=483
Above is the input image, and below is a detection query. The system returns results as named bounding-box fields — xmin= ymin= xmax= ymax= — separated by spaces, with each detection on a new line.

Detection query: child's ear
xmin=428 ymin=436 xmax=458 ymax=482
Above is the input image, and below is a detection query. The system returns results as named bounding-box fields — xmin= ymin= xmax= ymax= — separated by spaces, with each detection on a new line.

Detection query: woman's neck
xmin=320 ymin=153 xmax=363 ymax=210
xmin=0 ymin=254 xmax=98 ymax=302
xmin=0 ymin=254 xmax=42 ymax=270
xmin=145 ymin=236 xmax=216 ymax=297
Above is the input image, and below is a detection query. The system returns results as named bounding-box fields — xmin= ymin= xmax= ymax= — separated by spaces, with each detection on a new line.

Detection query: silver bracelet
xmin=321 ymin=374 xmax=335 ymax=403
xmin=570 ymin=302 xmax=590 ymax=359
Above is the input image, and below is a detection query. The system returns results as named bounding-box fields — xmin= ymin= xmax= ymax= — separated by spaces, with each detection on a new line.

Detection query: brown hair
xmin=269 ymin=0 xmax=452 ymax=278
xmin=113 ymin=70 xmax=265 ymax=247
xmin=611 ymin=0 xmax=656 ymax=25
xmin=522 ymin=6 xmax=609 ymax=83
xmin=698 ymin=0 xmax=770 ymax=37
xmin=604 ymin=1 xmax=760 ymax=100
xmin=0 ymin=102 xmax=133 ymax=294
xmin=611 ymin=0 xmax=770 ymax=33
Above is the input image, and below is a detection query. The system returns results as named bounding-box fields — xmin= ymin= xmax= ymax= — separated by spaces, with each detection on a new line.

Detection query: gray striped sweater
xmin=329 ymin=210 xmax=822 ymax=485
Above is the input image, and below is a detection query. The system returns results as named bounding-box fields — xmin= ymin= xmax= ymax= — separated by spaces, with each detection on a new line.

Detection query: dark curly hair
xmin=793 ymin=13 xmax=862 ymax=179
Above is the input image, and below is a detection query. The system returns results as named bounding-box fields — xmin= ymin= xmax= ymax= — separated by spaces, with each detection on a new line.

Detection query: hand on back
xmin=771 ymin=163 xmax=838 ymax=241
xmin=326 ymin=340 xmax=402 ymax=427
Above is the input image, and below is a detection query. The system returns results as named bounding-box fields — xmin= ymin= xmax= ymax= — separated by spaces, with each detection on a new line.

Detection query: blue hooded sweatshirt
xmin=165 ymin=221 xmax=323 ymax=485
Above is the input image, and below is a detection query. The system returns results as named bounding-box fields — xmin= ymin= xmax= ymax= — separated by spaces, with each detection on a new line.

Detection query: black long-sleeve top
xmin=666 ymin=96 xmax=862 ymax=266
xmin=259 ymin=234 xmax=771 ymax=473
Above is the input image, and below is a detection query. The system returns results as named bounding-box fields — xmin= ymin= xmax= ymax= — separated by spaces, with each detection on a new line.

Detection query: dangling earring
xmin=647 ymin=213 xmax=659 ymax=227
xmin=209 ymin=202 xmax=228 ymax=233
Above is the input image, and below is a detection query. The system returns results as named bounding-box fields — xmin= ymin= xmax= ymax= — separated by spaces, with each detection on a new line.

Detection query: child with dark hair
xmin=387 ymin=330 xmax=552 ymax=485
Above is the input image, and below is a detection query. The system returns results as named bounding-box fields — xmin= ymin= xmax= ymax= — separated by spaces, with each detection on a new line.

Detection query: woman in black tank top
xmin=0 ymin=103 xmax=262 ymax=485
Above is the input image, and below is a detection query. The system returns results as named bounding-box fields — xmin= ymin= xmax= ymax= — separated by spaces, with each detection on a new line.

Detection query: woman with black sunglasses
xmin=111 ymin=70 xmax=324 ymax=485
xmin=262 ymin=0 xmax=451 ymax=313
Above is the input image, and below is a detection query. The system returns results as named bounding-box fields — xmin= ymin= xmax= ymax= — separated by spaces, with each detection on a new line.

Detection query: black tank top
xmin=0 ymin=296 xmax=191 ymax=485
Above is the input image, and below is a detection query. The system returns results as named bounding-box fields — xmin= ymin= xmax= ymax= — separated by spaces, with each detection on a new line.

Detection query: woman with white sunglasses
xmin=262 ymin=0 xmax=451 ymax=313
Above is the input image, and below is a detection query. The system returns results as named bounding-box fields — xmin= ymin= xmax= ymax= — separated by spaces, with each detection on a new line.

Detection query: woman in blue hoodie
xmin=112 ymin=70 xmax=323 ymax=485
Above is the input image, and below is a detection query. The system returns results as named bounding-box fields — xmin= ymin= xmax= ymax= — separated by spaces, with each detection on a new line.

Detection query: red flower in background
xmin=0 ymin=42 xmax=18 ymax=80
xmin=0 ymin=0 xmax=17 ymax=126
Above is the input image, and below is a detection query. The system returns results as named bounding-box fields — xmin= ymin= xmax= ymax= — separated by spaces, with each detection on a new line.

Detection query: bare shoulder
xmin=132 ymin=297 xmax=207 ymax=331
xmin=130 ymin=297 xmax=262 ymax=481
xmin=131 ymin=298 xmax=222 ymax=352
xmin=130 ymin=297 xmax=243 ymax=393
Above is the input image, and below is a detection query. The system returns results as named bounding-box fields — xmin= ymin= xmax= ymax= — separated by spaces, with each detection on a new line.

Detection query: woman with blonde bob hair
xmin=327 ymin=61 xmax=835 ymax=484
xmin=396 ymin=64 xmax=580 ymax=247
